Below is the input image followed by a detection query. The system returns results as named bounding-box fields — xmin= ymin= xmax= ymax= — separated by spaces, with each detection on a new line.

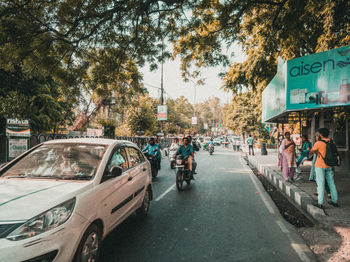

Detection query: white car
xmin=0 ymin=138 xmax=153 ymax=262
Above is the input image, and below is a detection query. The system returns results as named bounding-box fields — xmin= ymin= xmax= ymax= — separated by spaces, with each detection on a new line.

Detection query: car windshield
xmin=1 ymin=143 xmax=108 ymax=180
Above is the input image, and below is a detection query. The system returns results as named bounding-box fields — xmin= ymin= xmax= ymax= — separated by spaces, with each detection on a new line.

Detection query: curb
xmin=247 ymin=155 xmax=326 ymax=220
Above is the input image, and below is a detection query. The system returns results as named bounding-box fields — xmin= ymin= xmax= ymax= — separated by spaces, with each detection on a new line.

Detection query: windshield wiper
xmin=5 ymin=173 xmax=30 ymax=178
xmin=60 ymin=175 xmax=92 ymax=181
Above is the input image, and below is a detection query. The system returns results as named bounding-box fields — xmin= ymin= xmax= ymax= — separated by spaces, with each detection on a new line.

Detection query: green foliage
xmin=127 ymin=95 xmax=157 ymax=136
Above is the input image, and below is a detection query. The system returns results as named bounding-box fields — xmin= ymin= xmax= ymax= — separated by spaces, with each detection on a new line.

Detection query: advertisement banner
xmin=262 ymin=57 xmax=287 ymax=122
xmin=87 ymin=128 xmax=103 ymax=137
xmin=192 ymin=117 xmax=197 ymax=125
xmin=286 ymin=45 xmax=350 ymax=110
xmin=8 ymin=139 xmax=28 ymax=159
xmin=157 ymin=105 xmax=167 ymax=121
xmin=6 ymin=119 xmax=30 ymax=137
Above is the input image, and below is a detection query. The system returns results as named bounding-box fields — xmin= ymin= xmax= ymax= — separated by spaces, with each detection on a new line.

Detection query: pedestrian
xmin=279 ymin=132 xmax=297 ymax=182
xmin=236 ymin=139 xmax=241 ymax=151
xmin=246 ymin=135 xmax=254 ymax=155
xmin=295 ymin=135 xmax=312 ymax=180
xmin=232 ymin=139 xmax=237 ymax=151
xmin=309 ymin=128 xmax=339 ymax=208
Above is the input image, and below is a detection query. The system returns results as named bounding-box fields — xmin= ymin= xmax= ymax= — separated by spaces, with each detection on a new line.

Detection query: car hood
xmin=0 ymin=179 xmax=92 ymax=221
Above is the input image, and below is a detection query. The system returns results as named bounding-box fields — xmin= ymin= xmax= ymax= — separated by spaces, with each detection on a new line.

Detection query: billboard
xmin=157 ymin=105 xmax=167 ymax=121
xmin=262 ymin=57 xmax=287 ymax=122
xmin=6 ymin=119 xmax=30 ymax=137
xmin=191 ymin=117 xmax=197 ymax=125
xmin=286 ymin=44 xmax=350 ymax=110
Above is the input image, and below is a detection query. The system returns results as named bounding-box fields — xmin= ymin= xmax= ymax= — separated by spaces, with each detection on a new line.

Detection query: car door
xmin=125 ymin=146 xmax=149 ymax=210
xmin=98 ymin=145 xmax=134 ymax=232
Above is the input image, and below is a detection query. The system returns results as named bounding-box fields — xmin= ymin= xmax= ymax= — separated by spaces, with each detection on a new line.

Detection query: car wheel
xmin=137 ymin=188 xmax=151 ymax=216
xmin=74 ymin=223 xmax=102 ymax=262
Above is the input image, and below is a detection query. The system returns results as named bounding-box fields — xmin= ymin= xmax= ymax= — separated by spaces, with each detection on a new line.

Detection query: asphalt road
xmin=100 ymin=147 xmax=314 ymax=262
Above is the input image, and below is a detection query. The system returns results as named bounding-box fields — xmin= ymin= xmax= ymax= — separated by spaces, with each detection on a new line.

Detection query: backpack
xmin=319 ymin=139 xmax=340 ymax=167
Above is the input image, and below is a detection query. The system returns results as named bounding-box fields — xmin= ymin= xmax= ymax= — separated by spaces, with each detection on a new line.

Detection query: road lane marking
xmin=155 ymin=184 xmax=175 ymax=201
xmin=276 ymin=220 xmax=289 ymax=233
xmin=242 ymin=157 xmax=312 ymax=262
xmin=239 ymin=158 xmax=275 ymax=214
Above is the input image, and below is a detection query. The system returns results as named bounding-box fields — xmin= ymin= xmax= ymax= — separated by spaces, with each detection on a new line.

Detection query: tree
xmin=127 ymin=95 xmax=158 ymax=136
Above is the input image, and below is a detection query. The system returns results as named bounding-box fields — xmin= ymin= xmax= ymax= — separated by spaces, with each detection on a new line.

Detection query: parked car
xmin=0 ymin=138 xmax=153 ymax=262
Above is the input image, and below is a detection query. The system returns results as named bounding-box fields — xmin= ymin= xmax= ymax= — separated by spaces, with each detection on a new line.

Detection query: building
xmin=262 ymin=45 xmax=350 ymax=169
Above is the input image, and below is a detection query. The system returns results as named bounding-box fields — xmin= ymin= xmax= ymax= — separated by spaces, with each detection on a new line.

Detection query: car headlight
xmin=6 ymin=198 xmax=76 ymax=241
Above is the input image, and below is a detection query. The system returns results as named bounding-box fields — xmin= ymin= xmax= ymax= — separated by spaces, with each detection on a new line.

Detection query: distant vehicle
xmin=213 ymin=138 xmax=222 ymax=146
xmin=0 ymin=138 xmax=153 ymax=262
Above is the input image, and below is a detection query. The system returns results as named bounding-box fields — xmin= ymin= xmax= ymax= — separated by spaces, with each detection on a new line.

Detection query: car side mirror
xmin=110 ymin=166 xmax=123 ymax=177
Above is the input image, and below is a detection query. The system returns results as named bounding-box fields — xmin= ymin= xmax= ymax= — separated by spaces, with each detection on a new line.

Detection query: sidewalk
xmin=241 ymin=145 xmax=350 ymax=226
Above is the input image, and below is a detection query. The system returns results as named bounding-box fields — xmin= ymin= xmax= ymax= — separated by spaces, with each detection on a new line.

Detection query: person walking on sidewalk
xmin=246 ymin=135 xmax=254 ymax=155
xmin=279 ymin=132 xmax=297 ymax=182
xmin=295 ymin=135 xmax=312 ymax=180
xmin=309 ymin=128 xmax=339 ymax=208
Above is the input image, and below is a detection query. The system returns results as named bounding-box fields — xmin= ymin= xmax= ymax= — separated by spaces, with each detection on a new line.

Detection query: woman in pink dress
xmin=279 ymin=132 xmax=297 ymax=182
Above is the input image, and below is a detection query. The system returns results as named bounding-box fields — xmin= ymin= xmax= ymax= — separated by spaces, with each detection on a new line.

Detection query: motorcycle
xmin=144 ymin=152 xmax=159 ymax=178
xmin=208 ymin=144 xmax=214 ymax=155
xmin=175 ymin=155 xmax=192 ymax=190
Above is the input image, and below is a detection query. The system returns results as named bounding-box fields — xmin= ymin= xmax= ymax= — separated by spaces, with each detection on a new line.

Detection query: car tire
xmin=136 ymin=188 xmax=151 ymax=216
xmin=74 ymin=223 xmax=102 ymax=262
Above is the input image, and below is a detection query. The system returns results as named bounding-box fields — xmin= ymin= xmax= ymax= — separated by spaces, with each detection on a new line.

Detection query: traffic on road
xmin=0 ymin=138 xmax=314 ymax=262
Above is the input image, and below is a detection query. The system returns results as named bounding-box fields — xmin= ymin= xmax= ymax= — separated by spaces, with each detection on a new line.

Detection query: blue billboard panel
xmin=262 ymin=58 xmax=286 ymax=122
xmin=286 ymin=45 xmax=350 ymax=110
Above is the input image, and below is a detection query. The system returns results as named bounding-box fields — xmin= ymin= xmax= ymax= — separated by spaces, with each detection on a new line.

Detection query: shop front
xmin=262 ymin=45 xmax=350 ymax=169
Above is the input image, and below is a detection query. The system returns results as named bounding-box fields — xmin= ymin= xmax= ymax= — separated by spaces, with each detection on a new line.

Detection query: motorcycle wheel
xmin=152 ymin=166 xmax=158 ymax=177
xmin=210 ymin=152 xmax=213 ymax=155
xmin=186 ymin=179 xmax=191 ymax=185
xmin=176 ymin=170 xmax=183 ymax=191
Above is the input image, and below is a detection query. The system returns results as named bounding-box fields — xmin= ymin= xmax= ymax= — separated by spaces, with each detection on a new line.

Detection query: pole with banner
xmin=157 ymin=105 xmax=167 ymax=121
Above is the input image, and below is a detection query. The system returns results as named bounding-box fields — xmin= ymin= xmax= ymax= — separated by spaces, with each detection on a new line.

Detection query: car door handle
xmin=128 ymin=176 xmax=133 ymax=181
xmin=143 ymin=168 xmax=147 ymax=171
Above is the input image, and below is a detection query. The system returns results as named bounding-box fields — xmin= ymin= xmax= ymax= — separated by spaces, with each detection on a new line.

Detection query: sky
xmin=140 ymin=44 xmax=247 ymax=104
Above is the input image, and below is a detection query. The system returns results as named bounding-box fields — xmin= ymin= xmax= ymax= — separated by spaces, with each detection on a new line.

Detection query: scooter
xmin=144 ymin=152 xmax=158 ymax=178
xmin=208 ymin=144 xmax=214 ymax=155
xmin=175 ymin=155 xmax=192 ymax=191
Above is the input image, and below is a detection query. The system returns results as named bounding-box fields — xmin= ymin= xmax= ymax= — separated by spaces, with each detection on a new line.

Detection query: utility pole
xmin=160 ymin=39 xmax=164 ymax=105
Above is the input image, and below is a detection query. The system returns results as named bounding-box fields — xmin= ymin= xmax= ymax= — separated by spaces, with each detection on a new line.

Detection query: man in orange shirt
xmin=309 ymin=128 xmax=339 ymax=208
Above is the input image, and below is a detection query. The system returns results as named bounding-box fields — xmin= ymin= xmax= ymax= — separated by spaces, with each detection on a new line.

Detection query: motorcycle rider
xmin=142 ymin=137 xmax=161 ymax=162
xmin=176 ymin=137 xmax=195 ymax=179
xmin=170 ymin=138 xmax=180 ymax=151
xmin=187 ymin=136 xmax=198 ymax=175
xmin=154 ymin=135 xmax=162 ymax=170
xmin=208 ymin=138 xmax=214 ymax=152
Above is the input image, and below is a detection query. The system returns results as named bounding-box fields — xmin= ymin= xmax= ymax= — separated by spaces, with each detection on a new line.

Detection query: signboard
xmin=6 ymin=119 xmax=30 ymax=137
xmin=87 ymin=128 xmax=103 ymax=137
xmin=157 ymin=105 xmax=167 ymax=121
xmin=262 ymin=57 xmax=287 ymax=122
xmin=191 ymin=116 xmax=197 ymax=125
xmin=203 ymin=123 xmax=208 ymax=130
xmin=8 ymin=139 xmax=28 ymax=159
xmin=286 ymin=44 xmax=350 ymax=110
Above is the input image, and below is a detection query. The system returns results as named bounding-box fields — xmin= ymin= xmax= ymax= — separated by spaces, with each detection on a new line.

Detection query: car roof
xmin=43 ymin=138 xmax=136 ymax=147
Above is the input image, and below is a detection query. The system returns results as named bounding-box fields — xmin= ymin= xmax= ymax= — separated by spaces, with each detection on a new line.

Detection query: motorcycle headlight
xmin=176 ymin=160 xmax=183 ymax=165
xmin=6 ymin=198 xmax=76 ymax=241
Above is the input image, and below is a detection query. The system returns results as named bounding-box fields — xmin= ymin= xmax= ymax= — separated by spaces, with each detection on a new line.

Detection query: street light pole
xmin=160 ymin=39 xmax=164 ymax=105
